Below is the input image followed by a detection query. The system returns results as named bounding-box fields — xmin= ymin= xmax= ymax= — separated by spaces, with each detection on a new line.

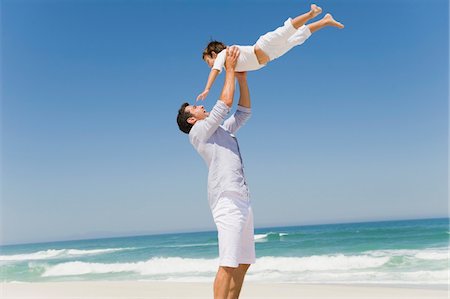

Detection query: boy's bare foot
xmin=323 ymin=13 xmax=344 ymax=29
xmin=310 ymin=4 xmax=322 ymax=18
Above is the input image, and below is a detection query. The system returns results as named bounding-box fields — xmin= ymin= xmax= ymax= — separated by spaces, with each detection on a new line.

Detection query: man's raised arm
xmin=222 ymin=72 xmax=252 ymax=134
xmin=236 ymin=72 xmax=250 ymax=109
xmin=189 ymin=47 xmax=240 ymax=142
xmin=220 ymin=47 xmax=240 ymax=108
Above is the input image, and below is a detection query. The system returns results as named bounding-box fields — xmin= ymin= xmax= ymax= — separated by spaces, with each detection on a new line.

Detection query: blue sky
xmin=1 ymin=0 xmax=448 ymax=245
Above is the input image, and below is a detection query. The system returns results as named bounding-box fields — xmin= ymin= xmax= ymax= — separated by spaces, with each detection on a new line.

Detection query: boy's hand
xmin=196 ymin=89 xmax=210 ymax=101
xmin=224 ymin=46 xmax=239 ymax=71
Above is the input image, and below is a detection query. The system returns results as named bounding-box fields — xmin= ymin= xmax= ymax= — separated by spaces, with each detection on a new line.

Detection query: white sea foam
xmin=159 ymin=243 xmax=217 ymax=248
xmin=414 ymin=251 xmax=448 ymax=260
xmin=41 ymin=257 xmax=219 ymax=277
xmin=254 ymin=234 xmax=268 ymax=240
xmin=41 ymin=254 xmax=388 ymax=277
xmin=252 ymin=255 xmax=389 ymax=271
xmin=254 ymin=232 xmax=288 ymax=241
xmin=38 ymin=254 xmax=448 ymax=284
xmin=0 ymin=248 xmax=133 ymax=261
xmin=33 ymin=246 xmax=450 ymax=284
xmin=365 ymin=247 xmax=449 ymax=261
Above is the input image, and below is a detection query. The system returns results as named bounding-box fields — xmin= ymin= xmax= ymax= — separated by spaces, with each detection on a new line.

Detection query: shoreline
xmin=2 ymin=281 xmax=448 ymax=299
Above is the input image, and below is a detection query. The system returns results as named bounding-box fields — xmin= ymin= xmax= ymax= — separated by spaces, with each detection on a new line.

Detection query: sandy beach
xmin=1 ymin=281 xmax=448 ymax=299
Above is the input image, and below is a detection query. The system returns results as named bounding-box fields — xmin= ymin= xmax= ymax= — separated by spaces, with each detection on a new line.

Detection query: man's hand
xmin=224 ymin=46 xmax=240 ymax=71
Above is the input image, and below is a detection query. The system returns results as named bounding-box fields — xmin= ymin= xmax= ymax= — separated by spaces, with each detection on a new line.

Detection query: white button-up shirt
xmin=189 ymin=100 xmax=252 ymax=208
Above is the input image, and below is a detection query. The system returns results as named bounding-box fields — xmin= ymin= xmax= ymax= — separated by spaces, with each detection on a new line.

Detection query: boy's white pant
xmin=256 ymin=18 xmax=312 ymax=61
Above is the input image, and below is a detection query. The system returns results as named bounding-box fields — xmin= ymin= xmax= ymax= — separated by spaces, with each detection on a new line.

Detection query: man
xmin=176 ymin=47 xmax=255 ymax=299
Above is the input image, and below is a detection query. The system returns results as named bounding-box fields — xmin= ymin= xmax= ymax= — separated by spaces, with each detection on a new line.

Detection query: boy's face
xmin=204 ymin=55 xmax=215 ymax=68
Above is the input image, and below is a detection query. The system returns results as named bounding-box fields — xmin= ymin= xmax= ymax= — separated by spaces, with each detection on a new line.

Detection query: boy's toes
xmin=311 ymin=4 xmax=322 ymax=16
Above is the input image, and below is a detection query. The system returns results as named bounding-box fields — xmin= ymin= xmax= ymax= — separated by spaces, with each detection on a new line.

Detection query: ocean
xmin=1 ymin=218 xmax=448 ymax=285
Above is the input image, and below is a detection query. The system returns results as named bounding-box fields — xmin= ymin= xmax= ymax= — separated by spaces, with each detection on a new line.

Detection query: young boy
xmin=197 ymin=4 xmax=344 ymax=101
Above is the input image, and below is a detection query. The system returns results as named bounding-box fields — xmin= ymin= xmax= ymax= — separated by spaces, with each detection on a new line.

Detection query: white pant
xmin=211 ymin=196 xmax=255 ymax=268
xmin=256 ymin=18 xmax=312 ymax=61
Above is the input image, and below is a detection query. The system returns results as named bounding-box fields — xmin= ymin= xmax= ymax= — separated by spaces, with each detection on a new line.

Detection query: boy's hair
xmin=202 ymin=41 xmax=227 ymax=60
xmin=177 ymin=102 xmax=193 ymax=134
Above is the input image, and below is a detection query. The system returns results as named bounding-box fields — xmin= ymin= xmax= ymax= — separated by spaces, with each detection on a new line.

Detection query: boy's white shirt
xmin=212 ymin=46 xmax=264 ymax=73
xmin=211 ymin=22 xmax=312 ymax=73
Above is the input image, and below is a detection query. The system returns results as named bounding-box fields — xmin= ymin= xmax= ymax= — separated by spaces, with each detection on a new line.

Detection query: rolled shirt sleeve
xmin=222 ymin=105 xmax=252 ymax=135
xmin=189 ymin=100 xmax=230 ymax=143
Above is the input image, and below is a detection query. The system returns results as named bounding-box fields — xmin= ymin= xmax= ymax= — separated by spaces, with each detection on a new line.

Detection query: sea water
xmin=1 ymin=218 xmax=448 ymax=285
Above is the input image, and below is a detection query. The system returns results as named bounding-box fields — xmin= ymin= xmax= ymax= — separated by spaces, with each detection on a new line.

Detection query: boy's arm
xmin=190 ymin=47 xmax=240 ymax=142
xmin=222 ymin=72 xmax=251 ymax=134
xmin=197 ymin=69 xmax=220 ymax=101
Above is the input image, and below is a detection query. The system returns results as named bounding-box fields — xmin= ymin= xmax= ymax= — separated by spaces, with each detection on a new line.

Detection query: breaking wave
xmin=0 ymin=248 xmax=134 ymax=261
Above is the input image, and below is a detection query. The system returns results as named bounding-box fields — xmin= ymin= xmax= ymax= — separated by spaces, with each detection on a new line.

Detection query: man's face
xmin=186 ymin=104 xmax=209 ymax=123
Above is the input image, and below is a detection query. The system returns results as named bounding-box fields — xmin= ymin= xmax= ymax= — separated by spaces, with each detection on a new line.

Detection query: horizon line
xmin=1 ymin=215 xmax=448 ymax=247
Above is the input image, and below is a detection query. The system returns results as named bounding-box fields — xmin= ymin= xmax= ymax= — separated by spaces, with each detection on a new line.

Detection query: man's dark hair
xmin=177 ymin=102 xmax=193 ymax=134
xmin=202 ymin=41 xmax=227 ymax=60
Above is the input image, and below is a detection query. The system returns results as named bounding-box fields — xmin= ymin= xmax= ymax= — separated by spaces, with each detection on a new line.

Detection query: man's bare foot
xmin=310 ymin=4 xmax=322 ymax=18
xmin=323 ymin=13 xmax=344 ymax=29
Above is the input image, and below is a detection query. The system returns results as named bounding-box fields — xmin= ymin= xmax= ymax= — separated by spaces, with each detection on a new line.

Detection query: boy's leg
xmin=254 ymin=6 xmax=343 ymax=62
xmin=254 ymin=4 xmax=321 ymax=61
xmin=307 ymin=13 xmax=344 ymax=33
xmin=255 ymin=11 xmax=312 ymax=62
xmin=291 ymin=4 xmax=322 ymax=29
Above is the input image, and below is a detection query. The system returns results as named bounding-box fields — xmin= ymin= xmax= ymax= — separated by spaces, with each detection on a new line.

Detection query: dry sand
xmin=1 ymin=281 xmax=448 ymax=299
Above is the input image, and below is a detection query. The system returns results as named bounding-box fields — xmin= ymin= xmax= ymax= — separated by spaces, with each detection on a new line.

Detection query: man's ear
xmin=187 ymin=117 xmax=197 ymax=125
xmin=211 ymin=51 xmax=217 ymax=59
